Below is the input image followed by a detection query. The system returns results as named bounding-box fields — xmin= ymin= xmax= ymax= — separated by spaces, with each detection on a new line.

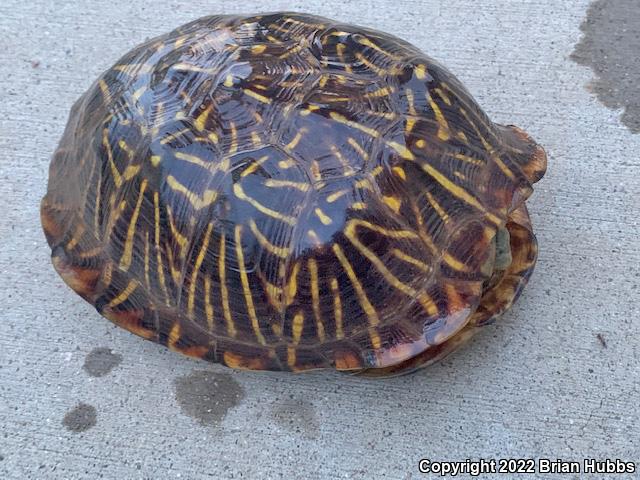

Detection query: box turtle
xmin=41 ymin=12 xmax=547 ymax=376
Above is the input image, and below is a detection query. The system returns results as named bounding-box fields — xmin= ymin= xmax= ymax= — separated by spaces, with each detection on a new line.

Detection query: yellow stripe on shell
xmin=405 ymin=88 xmax=417 ymax=115
xmin=168 ymin=322 xmax=180 ymax=350
xmin=354 ymin=52 xmax=386 ymax=75
xmin=344 ymin=220 xmax=436 ymax=315
xmin=228 ymin=122 xmax=238 ymax=155
xmin=453 ymin=152 xmax=485 ymax=166
xmin=235 ymin=225 xmax=266 ymax=345
xmin=292 ymin=311 xmax=304 ymax=344
xmin=414 ymin=64 xmax=427 ymax=79
xmin=329 ymin=277 xmax=344 ymax=339
xmin=364 ymin=86 xmax=395 ymax=98
xmin=122 ymin=165 xmax=141 ymax=181
xmin=386 ymin=140 xmax=415 ymax=160
xmin=331 ymin=146 xmax=356 ymax=175
xmin=286 ymin=346 xmax=296 ymax=368
xmin=308 ymin=258 xmax=326 ymax=342
xmin=103 ymin=128 xmax=122 ymax=188
xmin=456 ymin=131 xmax=469 ymax=143
xmin=143 ymin=231 xmax=150 ymax=290
xmin=347 ymin=137 xmax=369 ymax=161
xmin=164 ymin=204 xmax=188 ymax=251
xmin=427 ymin=95 xmax=451 ymax=141
xmin=336 ymin=43 xmax=352 ymax=73
xmin=369 ymin=328 xmax=382 ymax=350
xmin=314 ymin=207 xmax=333 ymax=225
xmin=105 ymin=198 xmax=126 ymax=240
xmin=240 ymin=155 xmax=270 ymax=177
xmin=332 ymin=243 xmax=379 ymax=326
xmin=165 ymin=175 xmax=218 ymax=211
xmin=243 ymin=88 xmax=272 ymax=104
xmin=264 ymin=179 xmax=311 ymax=191
xmin=175 ymin=152 xmax=213 ymax=170
xmin=329 ymin=112 xmax=380 ymax=138
xmin=187 ymin=222 xmax=214 ymax=319
xmin=418 ymin=162 xmax=501 ymax=225
xmin=259 ymin=272 xmax=285 ymax=314
xmin=233 ymin=184 xmax=296 ymax=225
xmin=443 ymin=253 xmax=472 ymax=272
xmin=278 ymin=43 xmax=304 ymax=59
xmin=153 ymin=192 xmax=170 ymax=305
xmin=248 ymin=219 xmax=290 ymax=259
xmin=458 ymin=108 xmax=516 ymax=181
xmin=390 ymin=248 xmax=431 ymax=273
xmin=164 ymin=243 xmax=181 ymax=286
xmin=347 ymin=219 xmax=419 ymax=240
xmin=194 ymin=104 xmax=213 ymax=132
xmin=434 ymin=87 xmax=452 ymax=106
xmin=119 ymin=179 xmax=148 ymax=270
xmin=218 ymin=231 xmax=236 ymax=338
xmin=306 ymin=230 xmax=322 ymax=246
xmin=284 ymin=261 xmax=300 ymax=307
xmin=223 ymin=75 xmax=234 ymax=88
xmin=160 ymin=128 xmax=190 ymax=145
xmin=77 ymin=246 xmax=103 ymax=259
xmin=66 ymin=223 xmax=85 ymax=251
xmin=94 ymin=171 xmax=102 ymax=236
xmin=118 ymin=140 xmax=136 ymax=159
xmin=300 ymin=104 xmax=321 ymax=116
xmin=326 ymin=190 xmax=348 ymax=203
xmin=171 ymin=63 xmax=217 ymax=74
xmin=356 ymin=36 xmax=400 ymax=60
xmin=392 ymin=166 xmax=406 ymax=180
xmin=424 ymin=191 xmax=450 ymax=224
xmin=284 ymin=129 xmax=305 ymax=150
xmin=98 ymin=79 xmax=111 ymax=102
xmin=107 ymin=280 xmax=138 ymax=308
xmin=382 ymin=195 xmax=402 ymax=214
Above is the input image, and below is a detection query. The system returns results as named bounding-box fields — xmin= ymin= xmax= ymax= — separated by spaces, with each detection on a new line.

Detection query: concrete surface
xmin=1 ymin=0 xmax=639 ymax=479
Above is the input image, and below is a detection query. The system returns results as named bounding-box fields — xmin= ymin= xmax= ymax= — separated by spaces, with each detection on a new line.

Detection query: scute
xmin=41 ymin=12 xmax=546 ymax=375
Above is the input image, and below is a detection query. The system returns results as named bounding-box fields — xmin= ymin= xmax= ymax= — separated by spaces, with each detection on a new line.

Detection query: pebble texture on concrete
xmin=1 ymin=1 xmax=638 ymax=479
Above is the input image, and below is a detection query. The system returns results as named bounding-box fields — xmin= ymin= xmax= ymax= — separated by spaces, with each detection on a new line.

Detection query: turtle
xmin=41 ymin=12 xmax=547 ymax=376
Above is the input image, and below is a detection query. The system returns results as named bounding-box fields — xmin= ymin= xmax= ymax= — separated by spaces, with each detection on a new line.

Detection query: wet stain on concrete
xmin=271 ymin=398 xmax=320 ymax=438
xmin=174 ymin=370 xmax=245 ymax=426
xmin=571 ymin=0 xmax=640 ymax=133
xmin=62 ymin=403 xmax=97 ymax=432
xmin=83 ymin=347 xmax=122 ymax=377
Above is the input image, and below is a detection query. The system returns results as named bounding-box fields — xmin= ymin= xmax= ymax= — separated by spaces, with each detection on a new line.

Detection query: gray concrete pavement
xmin=1 ymin=1 xmax=638 ymax=479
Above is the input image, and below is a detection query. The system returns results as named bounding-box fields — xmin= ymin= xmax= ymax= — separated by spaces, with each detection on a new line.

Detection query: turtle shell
xmin=41 ymin=12 xmax=547 ymax=375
